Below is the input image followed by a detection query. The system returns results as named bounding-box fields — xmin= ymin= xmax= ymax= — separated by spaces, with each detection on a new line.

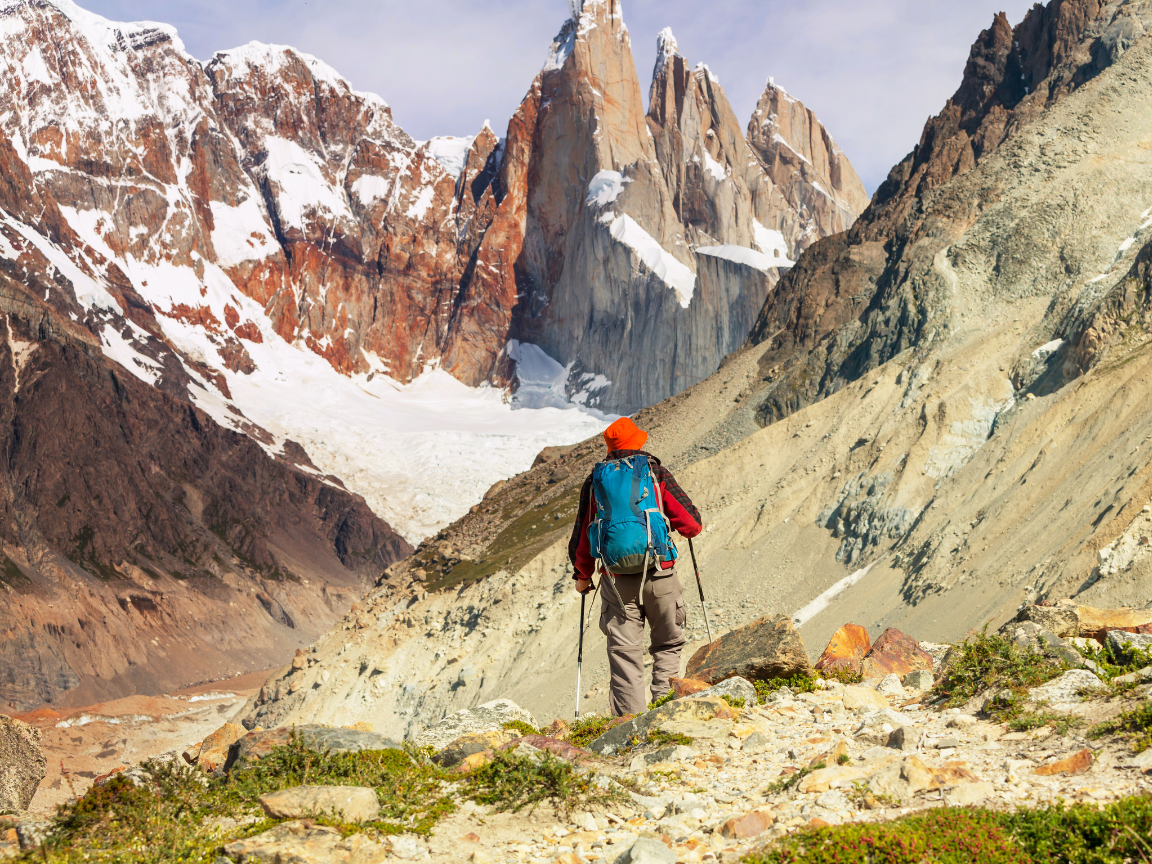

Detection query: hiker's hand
xmin=575 ymin=577 xmax=592 ymax=594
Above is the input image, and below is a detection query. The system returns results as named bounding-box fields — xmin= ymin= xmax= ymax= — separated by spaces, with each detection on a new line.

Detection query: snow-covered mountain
xmin=0 ymin=0 xmax=866 ymax=543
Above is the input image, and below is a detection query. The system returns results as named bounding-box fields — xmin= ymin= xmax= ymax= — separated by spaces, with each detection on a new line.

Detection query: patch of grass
xmin=930 ymin=626 xmax=1067 ymax=715
xmin=567 ymin=715 xmax=625 ymax=749
xmin=464 ymin=750 xmax=624 ymax=818
xmin=32 ymin=733 xmax=457 ymax=862
xmin=1074 ymin=638 xmax=1152 ymax=692
xmin=764 ymin=762 xmax=823 ymax=796
xmin=721 ymin=694 xmax=747 ymax=710
xmin=647 ymin=691 xmax=676 ymax=711
xmin=1005 ymin=707 xmax=1084 ymax=737
xmin=755 ymin=674 xmax=819 ymax=704
xmin=1090 ymin=702 xmax=1152 ymax=753
xmin=502 ymin=720 xmax=540 ymax=738
xmin=836 ymin=753 xmax=850 ymax=766
xmin=645 ymin=728 xmax=692 ymax=748
xmin=820 ymin=666 xmax=864 ymax=686
xmin=746 ymin=797 xmax=1152 ymax=864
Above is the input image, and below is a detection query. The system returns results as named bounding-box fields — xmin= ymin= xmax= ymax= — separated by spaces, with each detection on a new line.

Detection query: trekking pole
xmin=687 ymin=538 xmax=714 ymax=644
xmin=576 ymin=589 xmax=586 ymax=719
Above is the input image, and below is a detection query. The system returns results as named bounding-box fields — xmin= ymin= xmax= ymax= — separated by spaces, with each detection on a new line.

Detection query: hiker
xmin=569 ymin=417 xmax=703 ymax=716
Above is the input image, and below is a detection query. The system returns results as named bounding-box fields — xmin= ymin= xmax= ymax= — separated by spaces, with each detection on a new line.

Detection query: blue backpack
xmin=587 ymin=454 xmax=677 ymax=575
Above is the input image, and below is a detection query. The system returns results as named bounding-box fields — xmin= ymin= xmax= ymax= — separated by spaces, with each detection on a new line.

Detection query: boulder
xmin=685 ymin=615 xmax=810 ymax=684
xmin=1016 ymin=604 xmax=1080 ymax=638
xmin=228 ymin=726 xmax=403 ymax=774
xmin=814 ymin=624 xmax=871 ymax=677
xmin=944 ymin=781 xmax=995 ymax=806
xmin=683 ymin=676 xmax=756 ymax=707
xmin=0 ymin=715 xmax=46 ymax=812
xmin=1106 ymin=630 xmax=1152 ymax=664
xmin=860 ymin=629 xmax=933 ymax=679
xmin=433 ymin=730 xmax=516 ymax=768
xmin=414 ymin=699 xmax=535 ymax=751
xmin=668 ymin=677 xmax=711 ymax=698
xmin=220 ymin=820 xmax=389 ymax=864
xmin=257 ymin=786 xmax=381 ymax=822
xmin=196 ymin=722 xmax=247 ymax=773
xmin=797 ymin=765 xmax=868 ymax=793
xmin=1028 ymin=670 xmax=1105 ymax=704
xmin=629 ymin=744 xmax=695 ymax=772
xmin=587 ymin=697 xmax=734 ymax=755
xmin=875 ymin=674 xmax=904 ymax=697
xmin=1071 ymin=604 xmax=1152 ymax=640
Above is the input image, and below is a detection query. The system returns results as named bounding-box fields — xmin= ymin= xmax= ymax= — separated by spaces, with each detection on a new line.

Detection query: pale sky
xmin=81 ymin=0 xmax=1038 ymax=193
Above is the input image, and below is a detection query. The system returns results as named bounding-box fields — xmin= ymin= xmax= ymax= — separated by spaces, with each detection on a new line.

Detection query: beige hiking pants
xmin=599 ymin=569 xmax=686 ymax=716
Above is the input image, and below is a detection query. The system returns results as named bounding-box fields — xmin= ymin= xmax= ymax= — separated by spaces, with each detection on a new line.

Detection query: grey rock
xmin=946 ymin=715 xmax=978 ymax=729
xmin=876 ymin=674 xmax=905 ymax=697
xmin=1114 ymin=667 xmax=1152 ymax=686
xmin=1129 ymin=749 xmax=1152 ymax=774
xmin=15 ymin=819 xmax=52 ymax=852
xmin=815 ymin=789 xmax=851 ymax=811
xmin=902 ymin=670 xmax=934 ymax=691
xmin=619 ymin=837 xmax=676 ymax=864
xmin=220 ymin=820 xmax=390 ymax=863
xmin=628 ymin=744 xmax=695 ymax=772
xmin=257 ymin=786 xmax=381 ymax=822
xmin=389 ymin=835 xmax=426 ymax=860
xmin=742 ymin=731 xmax=772 ymax=752
xmin=588 ymin=696 xmax=731 ymax=755
xmin=886 ymin=726 xmax=918 ymax=752
xmin=1016 ymin=605 xmax=1080 ymax=638
xmin=1106 ymin=631 xmax=1152 ymax=665
xmin=229 ymin=727 xmax=403 ymax=774
xmin=1028 ymin=670 xmax=1106 ymax=704
xmin=413 ymin=699 xmax=535 ymax=751
xmin=0 ymin=714 xmax=46 ymax=812
xmin=934 ymin=737 xmax=962 ymax=749
xmin=684 ymin=676 xmax=757 ymax=707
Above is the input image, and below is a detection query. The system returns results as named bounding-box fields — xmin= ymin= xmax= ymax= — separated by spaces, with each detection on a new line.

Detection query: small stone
xmin=462 ymin=833 xmax=481 ymax=843
xmin=469 ymin=852 xmax=492 ymax=864
xmin=683 ymin=676 xmax=757 ymax=707
xmin=181 ymin=742 xmax=203 ymax=765
xmin=389 ymin=835 xmax=425 ymax=860
xmin=720 ymin=810 xmax=775 ymax=839
xmin=876 ymin=674 xmax=905 ymax=697
xmin=886 ymin=726 xmax=917 ymax=752
xmin=625 ymin=836 xmax=676 ymax=864
xmin=552 ymin=854 xmax=582 ymax=864
xmin=815 ymin=789 xmax=851 ymax=811
xmin=1033 ymin=749 xmax=1093 ymax=776
xmin=934 ymin=738 xmax=962 ymax=749
xmin=668 ymin=677 xmax=711 ymax=698
xmin=742 ymin=731 xmax=772 ymax=752
xmin=946 ymin=715 xmax=977 ymax=729
xmin=434 ymin=730 xmax=516 ymax=767
xmin=842 ymin=686 xmax=888 ymax=712
xmin=902 ymin=670 xmax=934 ymax=691
xmin=257 ymin=786 xmax=381 ymax=822
xmin=945 ymin=781 xmax=995 ymax=806
xmin=0 ymin=715 xmax=46 ymax=811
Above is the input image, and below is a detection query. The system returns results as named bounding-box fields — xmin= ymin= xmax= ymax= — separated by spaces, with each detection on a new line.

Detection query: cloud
xmin=83 ymin=0 xmax=1038 ymax=193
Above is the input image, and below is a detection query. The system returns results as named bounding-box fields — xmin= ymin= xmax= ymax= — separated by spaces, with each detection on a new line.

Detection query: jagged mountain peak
xmin=654 ymin=26 xmax=680 ymax=77
xmin=209 ymin=41 xmax=384 ymax=105
xmin=1 ymin=0 xmax=186 ymax=55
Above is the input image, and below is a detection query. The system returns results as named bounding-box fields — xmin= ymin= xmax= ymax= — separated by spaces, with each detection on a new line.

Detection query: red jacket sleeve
xmin=658 ymin=469 xmax=702 ymax=538
xmin=569 ymin=476 xmax=597 ymax=579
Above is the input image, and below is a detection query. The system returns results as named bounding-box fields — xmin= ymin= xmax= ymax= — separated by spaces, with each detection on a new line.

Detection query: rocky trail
xmin=2 ymin=601 xmax=1151 ymax=862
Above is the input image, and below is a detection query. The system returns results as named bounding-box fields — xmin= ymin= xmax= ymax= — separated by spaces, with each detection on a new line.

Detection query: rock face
xmin=0 ymin=715 xmax=45 ymax=812
xmin=685 ymin=615 xmax=811 ymax=684
xmin=815 ymin=623 xmax=872 ymax=677
xmin=257 ymin=786 xmax=381 ymax=822
xmin=859 ymin=629 xmax=934 ymax=679
xmin=412 ymin=699 xmax=535 ymax=751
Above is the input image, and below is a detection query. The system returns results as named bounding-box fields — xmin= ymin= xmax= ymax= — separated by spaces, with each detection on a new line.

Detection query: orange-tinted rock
xmin=860 ymin=628 xmax=934 ymax=678
xmin=1034 ymin=749 xmax=1093 ymax=776
xmin=1073 ymin=605 xmax=1152 ymax=640
xmin=669 ymin=677 xmax=712 ymax=697
xmin=720 ymin=810 xmax=775 ymax=839
xmin=814 ymin=624 xmax=871 ymax=676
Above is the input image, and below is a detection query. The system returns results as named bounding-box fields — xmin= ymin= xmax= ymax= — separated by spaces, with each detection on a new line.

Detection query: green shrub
xmin=755 ymin=674 xmax=819 ymax=704
xmin=567 ymin=715 xmax=622 ymax=749
xmin=502 ymin=720 xmax=540 ymax=738
xmin=464 ymin=750 xmax=623 ymax=817
xmin=722 ymin=694 xmax=747 ymax=710
xmin=647 ymin=691 xmax=676 ymax=711
xmin=931 ymin=626 xmax=1067 ymax=715
xmin=1090 ymin=702 xmax=1152 ymax=753
xmin=744 ymin=796 xmax=1152 ymax=864
xmin=645 ymin=727 xmax=692 ymax=747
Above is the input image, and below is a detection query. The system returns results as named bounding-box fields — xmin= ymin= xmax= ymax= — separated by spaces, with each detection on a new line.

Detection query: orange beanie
xmin=603 ymin=417 xmax=648 ymax=453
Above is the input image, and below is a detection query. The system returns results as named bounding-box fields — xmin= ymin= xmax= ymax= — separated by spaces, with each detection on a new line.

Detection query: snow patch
xmin=209 ymin=197 xmax=279 ymax=267
xmin=607 ymin=215 xmax=695 ymax=308
xmin=696 ymin=245 xmax=775 ymax=272
xmin=703 ymin=151 xmax=727 ymax=182
xmin=586 ymin=170 xmax=630 ymax=208
xmin=262 ymin=137 xmax=353 ymax=229
xmin=212 ymin=42 xmax=357 ymax=96
xmin=425 ymin=136 xmax=475 ymax=179
xmin=351 ymin=175 xmax=393 ymax=206
xmin=544 ymin=23 xmax=576 ymax=72
xmin=1031 ymin=339 xmax=1064 ymax=360
xmin=404 ymin=186 xmax=435 ymax=221
xmin=753 ymin=221 xmax=794 ymax=266
xmin=793 ymin=562 xmax=876 ymax=628
xmin=20 ymin=45 xmax=51 ymax=85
